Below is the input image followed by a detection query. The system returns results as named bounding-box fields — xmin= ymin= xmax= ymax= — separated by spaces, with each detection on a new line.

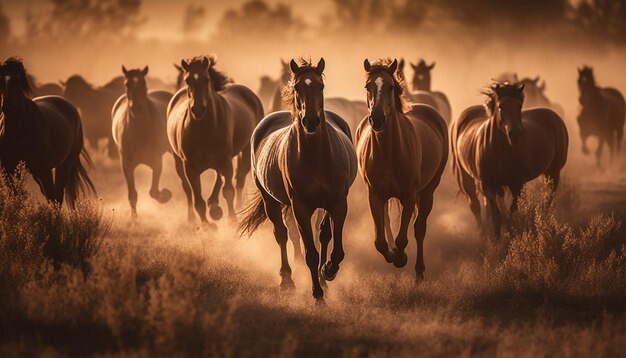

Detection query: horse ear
xmin=316 ymin=58 xmax=325 ymax=74
xmin=289 ymin=59 xmax=299 ymax=74
xmin=533 ymin=76 xmax=540 ymax=83
xmin=59 ymin=80 xmax=66 ymax=86
xmin=517 ymin=83 xmax=525 ymax=92
xmin=181 ymin=59 xmax=190 ymax=72
xmin=142 ymin=66 xmax=149 ymax=76
xmin=174 ymin=63 xmax=183 ymax=72
xmin=281 ymin=58 xmax=287 ymax=66
xmin=364 ymin=59 xmax=371 ymax=72
xmin=122 ymin=65 xmax=129 ymax=76
xmin=428 ymin=62 xmax=436 ymax=70
xmin=495 ymin=83 xmax=502 ymax=95
xmin=398 ymin=58 xmax=405 ymax=71
xmin=411 ymin=62 xmax=418 ymax=70
xmin=388 ymin=59 xmax=398 ymax=74
xmin=201 ymin=56 xmax=210 ymax=69
xmin=539 ymin=81 xmax=546 ymax=91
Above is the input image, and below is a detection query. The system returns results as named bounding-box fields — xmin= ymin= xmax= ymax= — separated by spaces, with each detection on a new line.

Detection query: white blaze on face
xmin=375 ymin=77 xmax=384 ymax=101
xmin=5 ymin=75 xmax=10 ymax=86
xmin=133 ymin=77 xmax=139 ymax=83
xmin=304 ymin=78 xmax=312 ymax=86
xmin=193 ymin=73 xmax=199 ymax=80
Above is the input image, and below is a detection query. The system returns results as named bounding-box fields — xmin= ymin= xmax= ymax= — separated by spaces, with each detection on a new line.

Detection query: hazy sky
xmin=4 ymin=0 xmax=328 ymax=40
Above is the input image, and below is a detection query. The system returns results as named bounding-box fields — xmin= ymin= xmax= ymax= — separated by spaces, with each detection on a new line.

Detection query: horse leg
xmin=107 ymin=135 xmax=119 ymax=159
xmin=509 ymin=182 xmax=523 ymax=213
xmin=414 ymin=186 xmax=436 ymax=283
xmin=596 ymin=138 xmax=604 ymax=167
xmin=368 ymin=190 xmax=392 ymax=263
xmin=235 ymin=143 xmax=252 ymax=207
xmin=484 ymin=189 xmax=502 ymax=239
xmin=459 ymin=169 xmax=482 ymax=231
xmin=318 ymin=211 xmax=332 ymax=287
xmin=607 ymin=132 xmax=616 ymax=165
xmin=34 ymin=170 xmax=57 ymax=205
xmin=392 ymin=195 xmax=416 ymax=268
xmin=149 ymin=157 xmax=172 ymax=204
xmin=291 ymin=200 xmax=323 ymax=300
xmin=384 ymin=201 xmax=395 ymax=249
xmin=52 ymin=157 xmax=76 ymax=207
xmin=174 ymin=156 xmax=194 ymax=222
xmin=207 ymin=172 xmax=224 ymax=221
xmin=261 ymin=188 xmax=294 ymax=290
xmin=321 ymin=198 xmax=348 ymax=281
xmin=220 ymin=160 xmax=237 ymax=219
xmin=121 ymin=158 xmax=138 ymax=217
xmin=183 ymin=162 xmax=208 ymax=223
xmin=284 ymin=210 xmax=303 ymax=262
xmin=581 ymin=134 xmax=589 ymax=155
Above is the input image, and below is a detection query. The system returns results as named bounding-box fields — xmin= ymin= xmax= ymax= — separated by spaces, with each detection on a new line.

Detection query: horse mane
xmin=2 ymin=57 xmax=33 ymax=96
xmin=366 ymin=58 xmax=409 ymax=113
xmin=186 ymin=56 xmax=232 ymax=92
xmin=482 ymin=82 xmax=525 ymax=116
xmin=281 ymin=58 xmax=324 ymax=116
xmin=65 ymin=74 xmax=94 ymax=90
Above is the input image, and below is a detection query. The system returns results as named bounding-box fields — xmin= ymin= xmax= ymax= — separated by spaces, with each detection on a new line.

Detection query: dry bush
xmin=483 ymin=180 xmax=626 ymax=301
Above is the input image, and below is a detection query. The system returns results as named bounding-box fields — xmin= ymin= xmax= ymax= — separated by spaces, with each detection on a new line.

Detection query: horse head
xmin=0 ymin=57 xmax=32 ymax=112
xmin=578 ymin=65 xmax=595 ymax=91
xmin=364 ymin=58 xmax=405 ymax=132
xmin=286 ymin=57 xmax=326 ymax=134
xmin=411 ymin=59 xmax=435 ymax=92
xmin=488 ymin=82 xmax=525 ymax=146
xmin=121 ymin=65 xmax=149 ymax=108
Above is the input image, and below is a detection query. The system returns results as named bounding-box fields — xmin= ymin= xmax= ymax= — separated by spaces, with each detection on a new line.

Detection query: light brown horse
xmin=239 ymin=58 xmax=357 ymax=301
xmin=167 ymin=56 xmax=263 ymax=223
xmin=0 ymin=58 xmax=95 ymax=208
xmin=397 ymin=59 xmax=452 ymax=123
xmin=577 ymin=66 xmax=625 ymax=166
xmin=451 ymin=83 xmax=569 ymax=237
xmin=356 ymin=59 xmax=448 ymax=282
xmin=112 ymin=66 xmax=173 ymax=217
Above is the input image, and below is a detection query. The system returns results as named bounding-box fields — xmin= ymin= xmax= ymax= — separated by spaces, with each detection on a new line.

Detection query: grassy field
xmin=2 ymin=151 xmax=626 ymax=357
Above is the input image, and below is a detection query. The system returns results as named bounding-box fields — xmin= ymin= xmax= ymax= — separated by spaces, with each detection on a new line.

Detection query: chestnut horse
xmin=239 ymin=58 xmax=357 ymax=301
xmin=577 ymin=66 xmax=625 ymax=166
xmin=63 ymin=74 xmax=125 ymax=159
xmin=0 ymin=58 xmax=95 ymax=208
xmin=168 ymin=56 xmax=263 ymax=223
xmin=357 ymin=59 xmax=448 ymax=282
xmin=397 ymin=59 xmax=452 ymax=123
xmin=451 ymin=83 xmax=568 ymax=237
xmin=112 ymin=66 xmax=173 ymax=217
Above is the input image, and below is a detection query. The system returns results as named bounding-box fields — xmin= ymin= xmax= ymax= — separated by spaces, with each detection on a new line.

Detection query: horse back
xmin=222 ymin=84 xmax=264 ymax=152
xmin=602 ymin=87 xmax=626 ymax=128
xmin=33 ymin=96 xmax=83 ymax=167
xmin=522 ymin=108 xmax=569 ymax=172
xmin=450 ymin=105 xmax=489 ymax=180
xmin=406 ymin=104 xmax=449 ymax=180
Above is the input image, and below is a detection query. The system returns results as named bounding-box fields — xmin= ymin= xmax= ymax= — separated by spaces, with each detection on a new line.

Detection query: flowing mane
xmin=365 ymin=58 xmax=409 ymax=113
xmin=281 ymin=58 xmax=323 ymax=116
xmin=482 ymin=82 xmax=525 ymax=116
xmin=2 ymin=57 xmax=33 ymax=96
xmin=186 ymin=55 xmax=232 ymax=92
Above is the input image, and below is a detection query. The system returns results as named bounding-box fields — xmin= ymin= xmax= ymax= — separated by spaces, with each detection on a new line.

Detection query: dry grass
xmin=1 ymin=169 xmax=625 ymax=356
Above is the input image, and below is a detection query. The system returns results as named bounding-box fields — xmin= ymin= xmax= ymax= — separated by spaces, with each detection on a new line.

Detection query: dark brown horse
xmin=112 ymin=66 xmax=173 ymax=217
xmin=239 ymin=58 xmax=357 ymax=301
xmin=357 ymin=59 xmax=448 ymax=282
xmin=451 ymin=83 xmax=568 ymax=236
xmin=168 ymin=56 xmax=263 ymax=223
xmin=0 ymin=58 xmax=95 ymax=208
xmin=577 ymin=66 xmax=625 ymax=166
xmin=397 ymin=59 xmax=452 ymax=123
xmin=63 ymin=74 xmax=125 ymax=159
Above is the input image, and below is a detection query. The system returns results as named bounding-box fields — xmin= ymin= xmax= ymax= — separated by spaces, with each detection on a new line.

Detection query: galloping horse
xmin=239 ymin=58 xmax=357 ymax=301
xmin=168 ymin=56 xmax=263 ymax=223
xmin=63 ymin=74 xmax=125 ymax=159
xmin=577 ymin=66 xmax=625 ymax=166
xmin=397 ymin=59 xmax=452 ymax=123
xmin=112 ymin=66 xmax=173 ymax=217
xmin=357 ymin=59 xmax=448 ymax=282
xmin=451 ymin=83 xmax=568 ymax=236
xmin=0 ymin=58 xmax=95 ymax=208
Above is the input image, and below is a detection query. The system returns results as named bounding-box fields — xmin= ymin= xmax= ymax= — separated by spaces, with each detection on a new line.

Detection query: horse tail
xmin=65 ymin=148 xmax=96 ymax=209
xmin=237 ymin=190 xmax=267 ymax=237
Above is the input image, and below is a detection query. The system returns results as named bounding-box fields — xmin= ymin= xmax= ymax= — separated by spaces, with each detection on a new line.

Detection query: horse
xmin=167 ymin=56 xmax=263 ymax=223
xmin=0 ymin=58 xmax=95 ymax=208
xmin=112 ymin=65 xmax=173 ymax=217
xmin=325 ymin=97 xmax=369 ymax=133
xmin=356 ymin=58 xmax=448 ymax=282
xmin=577 ymin=66 xmax=625 ymax=166
xmin=451 ymin=83 xmax=568 ymax=237
xmin=26 ymin=74 xmax=63 ymax=97
xmin=238 ymin=58 xmax=357 ymax=301
xmin=519 ymin=76 xmax=565 ymax=117
xmin=396 ymin=59 xmax=452 ymax=123
xmin=63 ymin=74 xmax=125 ymax=159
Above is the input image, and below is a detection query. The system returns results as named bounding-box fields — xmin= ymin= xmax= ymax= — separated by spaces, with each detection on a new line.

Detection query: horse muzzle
xmin=191 ymin=105 xmax=207 ymax=118
xmin=369 ymin=115 xmax=386 ymax=132
xmin=301 ymin=116 xmax=321 ymax=133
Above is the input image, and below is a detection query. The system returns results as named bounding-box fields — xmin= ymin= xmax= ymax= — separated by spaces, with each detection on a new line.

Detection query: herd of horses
xmin=0 ymin=55 xmax=624 ymax=301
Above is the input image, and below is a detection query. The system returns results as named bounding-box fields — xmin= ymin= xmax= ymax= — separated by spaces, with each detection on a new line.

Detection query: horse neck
xmin=1 ymin=93 xmax=34 ymax=135
xmin=191 ymin=85 xmax=221 ymax=124
xmin=484 ymin=112 xmax=509 ymax=149
xmin=128 ymin=94 xmax=150 ymax=119
xmin=370 ymin=110 xmax=404 ymax=153
xmin=293 ymin=115 xmax=330 ymax=159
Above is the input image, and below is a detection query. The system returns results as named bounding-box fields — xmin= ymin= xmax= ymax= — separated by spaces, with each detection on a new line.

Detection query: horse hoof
xmin=320 ymin=262 xmax=337 ymax=281
xmin=280 ymin=278 xmax=295 ymax=291
xmin=315 ymin=297 xmax=326 ymax=306
xmin=209 ymin=205 xmax=223 ymax=221
xmin=415 ymin=272 xmax=425 ymax=284
xmin=156 ymin=189 xmax=172 ymax=203
xmin=392 ymin=250 xmax=408 ymax=268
